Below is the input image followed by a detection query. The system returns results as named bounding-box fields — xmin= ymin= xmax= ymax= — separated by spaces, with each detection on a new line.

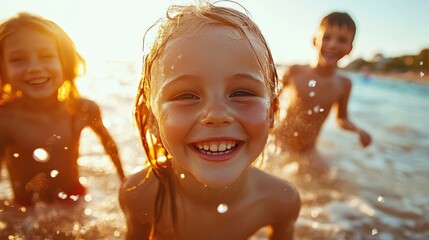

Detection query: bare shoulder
xmin=338 ymin=74 xmax=352 ymax=88
xmin=284 ymin=64 xmax=308 ymax=78
xmin=0 ymin=100 xmax=21 ymax=129
xmin=75 ymin=98 xmax=100 ymax=114
xmin=282 ymin=64 xmax=309 ymax=88
xmin=250 ymin=167 xmax=301 ymax=218
xmin=119 ymin=167 xmax=159 ymax=219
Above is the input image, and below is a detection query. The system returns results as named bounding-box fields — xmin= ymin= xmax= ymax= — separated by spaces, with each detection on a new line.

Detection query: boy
xmin=274 ymin=12 xmax=371 ymax=175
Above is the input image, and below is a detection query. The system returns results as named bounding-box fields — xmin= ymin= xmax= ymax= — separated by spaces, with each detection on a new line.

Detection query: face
xmin=2 ymin=28 xmax=64 ymax=99
xmin=313 ymin=24 xmax=353 ymax=67
xmin=151 ymin=26 xmax=272 ymax=188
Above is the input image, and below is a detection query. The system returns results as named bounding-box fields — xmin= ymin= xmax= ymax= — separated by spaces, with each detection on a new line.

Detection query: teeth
xmin=27 ymin=78 xmax=49 ymax=85
xmin=210 ymin=144 xmax=218 ymax=152
xmin=194 ymin=140 xmax=238 ymax=154
xmin=219 ymin=144 xmax=226 ymax=151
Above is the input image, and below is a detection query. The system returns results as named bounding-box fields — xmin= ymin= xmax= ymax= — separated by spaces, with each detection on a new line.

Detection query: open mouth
xmin=192 ymin=140 xmax=241 ymax=160
xmin=26 ymin=77 xmax=49 ymax=86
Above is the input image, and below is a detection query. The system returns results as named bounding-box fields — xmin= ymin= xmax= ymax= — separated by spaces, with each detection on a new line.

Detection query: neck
xmin=172 ymin=164 xmax=248 ymax=207
xmin=312 ymin=62 xmax=337 ymax=77
xmin=20 ymin=94 xmax=63 ymax=112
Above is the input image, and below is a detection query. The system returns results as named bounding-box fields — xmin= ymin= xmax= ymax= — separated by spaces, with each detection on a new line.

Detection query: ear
xmin=269 ymin=97 xmax=279 ymax=129
xmin=346 ymin=43 xmax=353 ymax=55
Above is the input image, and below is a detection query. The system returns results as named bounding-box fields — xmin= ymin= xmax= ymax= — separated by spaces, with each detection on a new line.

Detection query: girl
xmin=119 ymin=2 xmax=300 ymax=239
xmin=0 ymin=13 xmax=125 ymax=206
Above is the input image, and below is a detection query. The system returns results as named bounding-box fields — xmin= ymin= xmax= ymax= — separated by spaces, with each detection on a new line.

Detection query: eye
xmin=323 ymin=36 xmax=331 ymax=41
xmin=8 ymin=57 xmax=24 ymax=63
xmin=338 ymin=37 xmax=348 ymax=44
xmin=230 ymin=90 xmax=255 ymax=97
xmin=171 ymin=92 xmax=199 ymax=101
xmin=40 ymin=53 xmax=56 ymax=59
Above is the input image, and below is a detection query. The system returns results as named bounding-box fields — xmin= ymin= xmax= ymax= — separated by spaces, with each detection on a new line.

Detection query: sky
xmin=1 ymin=0 xmax=428 ymax=69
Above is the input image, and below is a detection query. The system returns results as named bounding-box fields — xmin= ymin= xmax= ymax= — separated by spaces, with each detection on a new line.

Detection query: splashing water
xmin=33 ymin=148 xmax=50 ymax=162
xmin=308 ymin=79 xmax=317 ymax=87
xmin=217 ymin=203 xmax=228 ymax=214
xmin=50 ymin=170 xmax=59 ymax=178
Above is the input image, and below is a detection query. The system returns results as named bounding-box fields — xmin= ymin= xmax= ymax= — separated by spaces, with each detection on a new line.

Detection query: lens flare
xmin=33 ymin=148 xmax=50 ymax=162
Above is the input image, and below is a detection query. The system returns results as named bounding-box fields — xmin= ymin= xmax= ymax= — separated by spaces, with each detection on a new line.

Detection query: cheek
xmin=234 ymin=101 xmax=272 ymax=142
xmin=156 ymin=104 xmax=197 ymax=149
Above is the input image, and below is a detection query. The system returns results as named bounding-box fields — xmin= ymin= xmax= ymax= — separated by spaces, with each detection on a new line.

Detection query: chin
xmin=195 ymin=172 xmax=241 ymax=189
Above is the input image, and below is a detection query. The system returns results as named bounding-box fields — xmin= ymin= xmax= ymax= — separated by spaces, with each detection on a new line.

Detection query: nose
xmin=200 ymin=100 xmax=234 ymax=127
xmin=27 ymin=57 xmax=42 ymax=73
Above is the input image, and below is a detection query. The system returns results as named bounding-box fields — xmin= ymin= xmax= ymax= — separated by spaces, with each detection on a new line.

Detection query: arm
xmin=87 ymin=102 xmax=125 ymax=180
xmin=269 ymin=182 xmax=301 ymax=240
xmin=0 ymin=118 xmax=7 ymax=180
xmin=336 ymin=78 xmax=372 ymax=147
xmin=119 ymin=170 xmax=155 ymax=239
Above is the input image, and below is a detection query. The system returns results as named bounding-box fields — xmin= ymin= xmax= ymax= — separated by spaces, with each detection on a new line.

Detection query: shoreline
xmin=346 ymin=70 xmax=429 ymax=84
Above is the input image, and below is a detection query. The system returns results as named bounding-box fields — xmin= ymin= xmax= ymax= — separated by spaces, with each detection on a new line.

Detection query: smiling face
xmin=150 ymin=25 xmax=272 ymax=188
xmin=2 ymin=28 xmax=64 ymax=99
xmin=314 ymin=24 xmax=354 ymax=67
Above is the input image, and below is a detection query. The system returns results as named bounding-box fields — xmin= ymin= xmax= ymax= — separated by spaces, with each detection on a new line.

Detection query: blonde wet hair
xmin=0 ymin=12 xmax=85 ymax=102
xmin=133 ymin=1 xmax=278 ymax=236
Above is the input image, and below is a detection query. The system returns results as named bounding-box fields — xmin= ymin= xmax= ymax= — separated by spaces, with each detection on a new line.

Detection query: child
xmin=274 ymin=12 xmax=372 ymax=175
xmin=119 ymin=2 xmax=300 ymax=239
xmin=0 ymin=13 xmax=125 ymax=206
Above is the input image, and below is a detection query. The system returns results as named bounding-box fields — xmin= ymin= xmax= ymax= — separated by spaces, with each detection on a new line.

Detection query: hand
xmin=358 ymin=129 xmax=372 ymax=147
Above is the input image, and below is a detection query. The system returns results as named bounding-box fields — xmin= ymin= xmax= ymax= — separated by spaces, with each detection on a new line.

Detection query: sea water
xmin=1 ymin=62 xmax=428 ymax=239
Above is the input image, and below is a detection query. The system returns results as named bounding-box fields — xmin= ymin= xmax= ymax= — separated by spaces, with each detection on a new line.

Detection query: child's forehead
xmin=320 ymin=24 xmax=353 ymax=34
xmin=161 ymin=25 xmax=264 ymax=62
xmin=4 ymin=28 xmax=55 ymax=47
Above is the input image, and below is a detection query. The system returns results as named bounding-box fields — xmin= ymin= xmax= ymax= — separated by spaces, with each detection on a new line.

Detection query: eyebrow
xmin=159 ymin=72 xmax=265 ymax=91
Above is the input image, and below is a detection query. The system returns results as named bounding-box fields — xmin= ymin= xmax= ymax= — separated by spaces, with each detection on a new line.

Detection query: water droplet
xmin=309 ymin=91 xmax=315 ymax=97
xmin=84 ymin=208 xmax=92 ymax=216
xmin=313 ymin=105 xmax=320 ymax=113
xmin=293 ymin=132 xmax=299 ymax=137
xmin=307 ymin=109 xmax=313 ymax=115
xmin=64 ymin=146 xmax=68 ymax=150
xmin=377 ymin=195 xmax=385 ymax=203
xmin=13 ymin=153 xmax=19 ymax=158
xmin=70 ymin=195 xmax=79 ymax=201
xmin=420 ymin=61 xmax=424 ymax=66
xmin=56 ymin=135 xmax=61 ymax=139
xmin=79 ymin=177 xmax=87 ymax=185
xmin=312 ymin=222 xmax=319 ymax=228
xmin=84 ymin=195 xmax=92 ymax=202
xmin=58 ymin=192 xmax=68 ymax=199
xmin=19 ymin=206 xmax=27 ymax=212
xmin=50 ymin=170 xmax=59 ymax=178
xmin=308 ymin=79 xmax=317 ymax=87
xmin=420 ymin=72 xmax=425 ymax=77
xmin=177 ymin=54 xmax=182 ymax=59
xmin=180 ymin=173 xmax=185 ymax=179
xmin=371 ymin=228 xmax=378 ymax=235
xmin=0 ymin=221 xmax=7 ymax=230
xmin=319 ymin=108 xmax=325 ymax=112
xmin=114 ymin=230 xmax=121 ymax=238
xmin=33 ymin=148 xmax=50 ymax=162
xmin=217 ymin=203 xmax=228 ymax=214
xmin=171 ymin=65 xmax=175 ymax=70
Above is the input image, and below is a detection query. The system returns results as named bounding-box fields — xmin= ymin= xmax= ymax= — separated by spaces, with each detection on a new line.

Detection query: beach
xmin=1 ymin=61 xmax=428 ymax=239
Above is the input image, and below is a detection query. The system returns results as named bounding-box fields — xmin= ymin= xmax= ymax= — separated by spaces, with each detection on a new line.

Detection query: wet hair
xmin=320 ymin=12 xmax=356 ymax=40
xmin=0 ymin=12 xmax=85 ymax=102
xmin=133 ymin=1 xmax=278 ymax=236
